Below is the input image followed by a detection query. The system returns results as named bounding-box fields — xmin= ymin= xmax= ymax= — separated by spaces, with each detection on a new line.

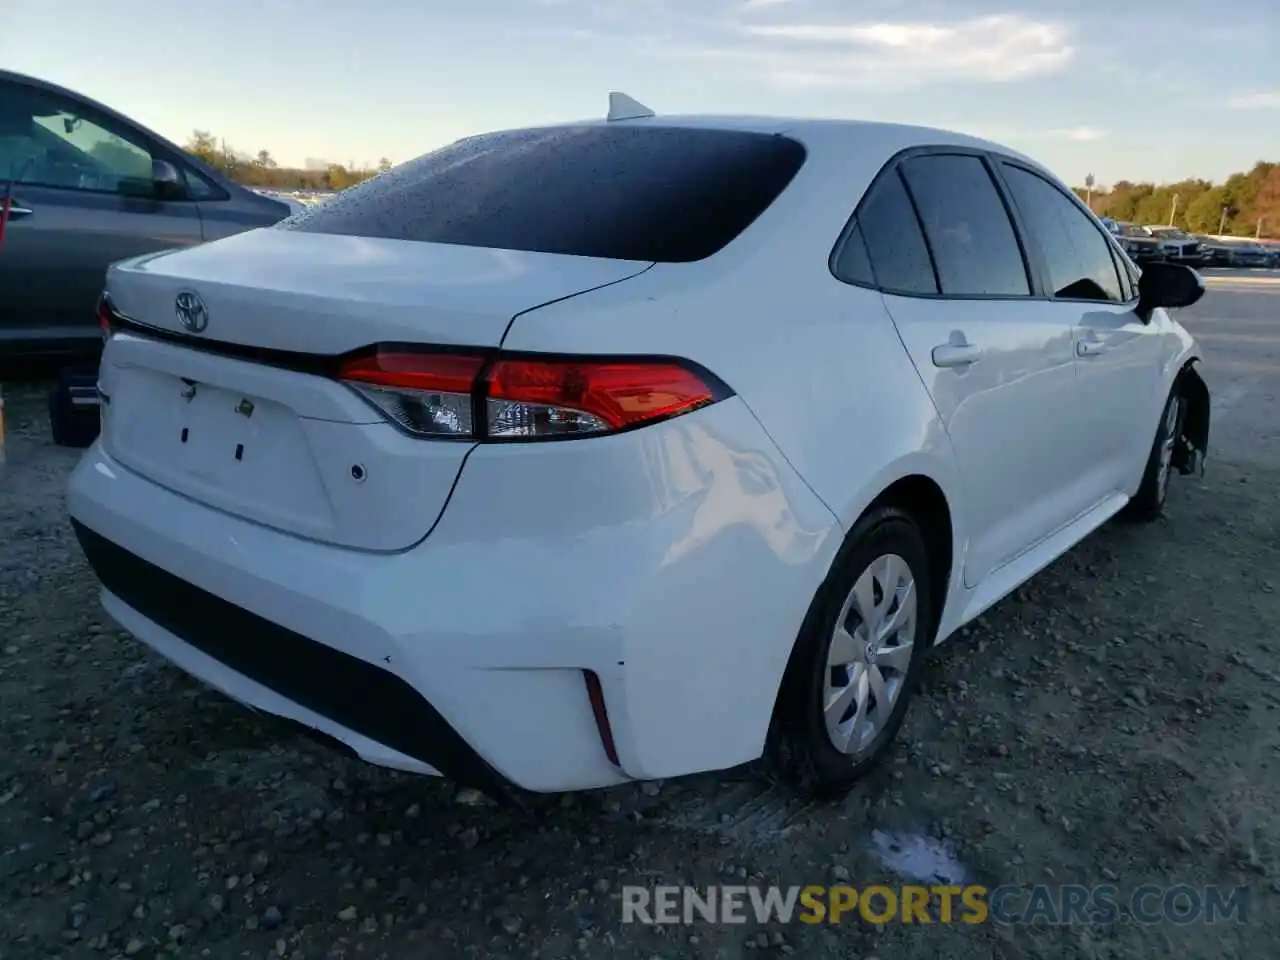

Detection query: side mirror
xmin=151 ymin=159 xmax=185 ymax=200
xmin=1136 ymin=261 xmax=1204 ymax=321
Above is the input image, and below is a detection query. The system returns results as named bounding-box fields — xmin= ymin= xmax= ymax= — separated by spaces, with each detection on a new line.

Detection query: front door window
xmin=0 ymin=82 xmax=155 ymax=194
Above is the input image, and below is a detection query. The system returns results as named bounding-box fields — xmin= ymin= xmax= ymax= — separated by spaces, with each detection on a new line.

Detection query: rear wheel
xmin=765 ymin=506 xmax=934 ymax=798
xmin=1123 ymin=387 xmax=1184 ymax=524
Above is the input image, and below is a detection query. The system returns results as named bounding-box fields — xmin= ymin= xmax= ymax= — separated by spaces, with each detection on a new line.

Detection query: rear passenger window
xmin=1001 ymin=165 xmax=1125 ymax=303
xmin=831 ymin=220 xmax=875 ymax=286
xmin=855 ymin=171 xmax=937 ymax=295
xmin=899 ymin=155 xmax=1030 ymax=297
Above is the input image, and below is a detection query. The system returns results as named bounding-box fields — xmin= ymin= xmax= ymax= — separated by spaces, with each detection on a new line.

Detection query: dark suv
xmin=1 ymin=70 xmax=296 ymax=360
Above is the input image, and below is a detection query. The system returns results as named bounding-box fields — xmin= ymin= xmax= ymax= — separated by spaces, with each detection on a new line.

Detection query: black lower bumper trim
xmin=70 ymin=519 xmax=513 ymax=797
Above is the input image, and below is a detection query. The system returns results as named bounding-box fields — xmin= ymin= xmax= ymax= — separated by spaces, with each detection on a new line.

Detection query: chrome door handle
xmin=1076 ymin=339 xmax=1107 ymax=358
xmin=932 ymin=342 xmax=982 ymax=368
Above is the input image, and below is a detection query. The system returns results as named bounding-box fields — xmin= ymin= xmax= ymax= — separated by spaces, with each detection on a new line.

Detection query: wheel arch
xmin=762 ymin=466 xmax=958 ymax=784
xmin=863 ymin=474 xmax=954 ymax=639
xmin=822 ymin=452 xmax=966 ymax=639
xmin=768 ymin=464 xmax=959 ymax=726
xmin=1173 ymin=359 xmax=1210 ymax=473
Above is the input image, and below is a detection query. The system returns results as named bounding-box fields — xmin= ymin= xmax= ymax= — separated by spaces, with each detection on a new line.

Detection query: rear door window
xmin=899 ymin=154 xmax=1031 ymax=297
xmin=279 ymin=125 xmax=807 ymax=262
xmin=852 ymin=171 xmax=938 ymax=295
xmin=831 ymin=220 xmax=875 ymax=286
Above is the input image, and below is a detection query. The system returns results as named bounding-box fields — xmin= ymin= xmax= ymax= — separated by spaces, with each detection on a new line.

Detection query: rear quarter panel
xmin=501 ymin=123 xmax=969 ymax=618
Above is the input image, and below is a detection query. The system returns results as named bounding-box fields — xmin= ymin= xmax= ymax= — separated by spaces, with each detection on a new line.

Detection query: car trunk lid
xmin=98 ymin=230 xmax=652 ymax=552
xmin=105 ymin=228 xmax=652 ymax=354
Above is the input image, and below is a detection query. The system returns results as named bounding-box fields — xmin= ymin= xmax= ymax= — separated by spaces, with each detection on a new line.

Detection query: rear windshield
xmin=278 ymin=125 xmax=807 ymax=262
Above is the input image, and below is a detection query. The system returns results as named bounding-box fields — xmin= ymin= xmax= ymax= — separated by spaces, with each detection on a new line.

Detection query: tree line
xmin=1071 ymin=161 xmax=1280 ymax=238
xmin=183 ymin=131 xmax=390 ymax=191
xmin=182 ymin=128 xmax=1278 ymax=237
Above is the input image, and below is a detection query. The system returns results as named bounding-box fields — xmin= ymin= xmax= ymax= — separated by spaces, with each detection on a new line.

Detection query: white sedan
xmin=68 ymin=96 xmax=1210 ymax=799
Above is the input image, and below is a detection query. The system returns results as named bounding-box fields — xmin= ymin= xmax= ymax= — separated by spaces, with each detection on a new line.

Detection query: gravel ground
xmin=2 ymin=284 xmax=1279 ymax=959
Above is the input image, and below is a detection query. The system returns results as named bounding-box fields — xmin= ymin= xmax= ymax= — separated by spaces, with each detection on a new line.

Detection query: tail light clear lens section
xmin=339 ymin=352 xmax=484 ymax=438
xmin=337 ymin=348 xmax=728 ymax=441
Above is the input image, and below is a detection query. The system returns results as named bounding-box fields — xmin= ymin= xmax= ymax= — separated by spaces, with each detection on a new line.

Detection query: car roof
xmin=441 ymin=112 xmax=1072 ymax=232
xmin=439 ymin=111 xmax=1085 ymax=263
xmin=539 ymin=113 xmax=1046 ymax=165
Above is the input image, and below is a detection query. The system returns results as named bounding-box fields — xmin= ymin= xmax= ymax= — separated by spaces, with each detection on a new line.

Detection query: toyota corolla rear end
xmin=67 ymin=120 xmax=842 ymax=794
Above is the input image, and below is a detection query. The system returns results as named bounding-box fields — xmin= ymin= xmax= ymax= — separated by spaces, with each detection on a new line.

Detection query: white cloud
xmin=1048 ymin=126 xmax=1108 ymax=142
xmin=738 ymin=0 xmax=799 ymax=10
xmin=1228 ymin=91 xmax=1280 ymax=109
xmin=737 ymin=14 xmax=1074 ymax=86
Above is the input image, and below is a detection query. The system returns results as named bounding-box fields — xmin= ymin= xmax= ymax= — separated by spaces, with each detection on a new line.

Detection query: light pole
xmin=1168 ymin=194 xmax=1179 ymax=226
xmin=1219 ymin=207 xmax=1228 ymax=236
xmin=1085 ymin=173 xmax=1095 ymax=211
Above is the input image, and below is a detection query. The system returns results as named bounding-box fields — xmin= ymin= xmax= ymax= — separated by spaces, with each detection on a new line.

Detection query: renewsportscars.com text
xmin=621 ymin=884 xmax=1250 ymax=926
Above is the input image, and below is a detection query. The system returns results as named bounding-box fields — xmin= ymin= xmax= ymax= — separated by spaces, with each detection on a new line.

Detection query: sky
xmin=3 ymin=0 xmax=1277 ymax=187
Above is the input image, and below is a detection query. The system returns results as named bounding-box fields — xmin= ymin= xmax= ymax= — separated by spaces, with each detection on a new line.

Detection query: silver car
xmin=0 ymin=70 xmax=296 ymax=359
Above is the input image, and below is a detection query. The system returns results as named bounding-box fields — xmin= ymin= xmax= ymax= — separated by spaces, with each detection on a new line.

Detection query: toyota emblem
xmin=174 ymin=291 xmax=209 ymax=333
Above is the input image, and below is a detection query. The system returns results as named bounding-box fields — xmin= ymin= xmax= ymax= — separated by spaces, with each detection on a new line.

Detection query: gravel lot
xmin=2 ymin=281 xmax=1279 ymax=959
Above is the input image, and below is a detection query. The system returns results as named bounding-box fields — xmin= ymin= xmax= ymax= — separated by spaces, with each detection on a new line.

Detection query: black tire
xmin=764 ymin=505 xmax=935 ymax=799
xmin=1122 ymin=387 xmax=1184 ymax=524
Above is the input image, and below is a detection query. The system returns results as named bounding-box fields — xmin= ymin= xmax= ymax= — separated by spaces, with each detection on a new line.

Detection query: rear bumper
xmin=72 ymin=519 xmax=512 ymax=795
xmin=67 ymin=397 xmax=841 ymax=792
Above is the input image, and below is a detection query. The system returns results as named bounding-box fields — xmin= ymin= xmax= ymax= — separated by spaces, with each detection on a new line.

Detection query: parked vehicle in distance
xmin=1194 ymin=235 xmax=1236 ymax=267
xmin=1222 ymin=239 xmax=1273 ymax=268
xmin=1104 ymin=220 xmax=1164 ymax=264
xmin=253 ymin=188 xmax=335 ymax=209
xmin=1144 ymin=226 xmax=1208 ymax=265
xmin=69 ymin=98 xmax=1211 ymax=799
xmin=1257 ymin=240 xmax=1280 ymax=267
xmin=0 ymin=70 xmax=298 ymax=360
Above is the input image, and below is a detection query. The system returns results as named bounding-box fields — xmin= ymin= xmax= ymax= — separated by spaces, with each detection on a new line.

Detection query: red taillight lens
xmin=337 ymin=347 xmax=727 ymax=441
xmin=97 ymin=293 xmax=114 ymax=337
xmin=486 ymin=358 xmax=716 ymax=437
xmin=338 ymin=351 xmax=485 ymax=393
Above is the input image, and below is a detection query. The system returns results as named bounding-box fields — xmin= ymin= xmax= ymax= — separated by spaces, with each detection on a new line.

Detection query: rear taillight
xmin=337 ymin=347 xmax=729 ymax=441
xmin=338 ymin=351 xmax=485 ymax=438
xmin=97 ymin=293 xmax=114 ymax=339
xmin=485 ymin=357 xmax=720 ymax=438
